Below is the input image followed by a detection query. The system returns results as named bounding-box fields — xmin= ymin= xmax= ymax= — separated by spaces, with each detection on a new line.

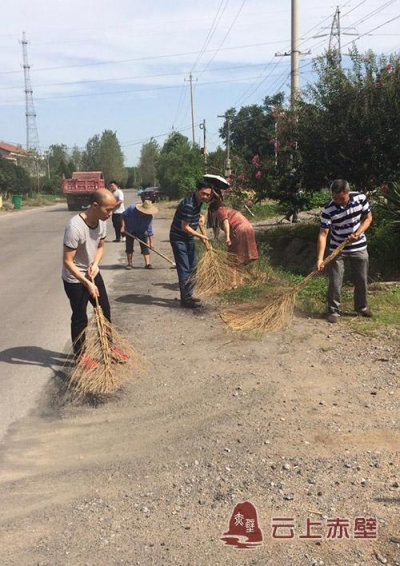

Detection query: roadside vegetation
xmin=212 ymin=192 xmax=400 ymax=335
xmin=1 ymin=46 xmax=399 ymax=330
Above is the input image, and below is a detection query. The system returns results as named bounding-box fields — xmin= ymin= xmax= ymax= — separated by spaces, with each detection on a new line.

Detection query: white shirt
xmin=113 ymin=188 xmax=125 ymax=214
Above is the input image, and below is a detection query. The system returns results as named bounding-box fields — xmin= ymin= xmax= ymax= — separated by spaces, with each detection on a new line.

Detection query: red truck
xmin=62 ymin=171 xmax=105 ymax=211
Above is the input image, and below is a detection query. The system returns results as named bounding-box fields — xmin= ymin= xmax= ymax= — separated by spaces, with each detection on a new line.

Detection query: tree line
xmin=2 ymin=48 xmax=399 ymax=203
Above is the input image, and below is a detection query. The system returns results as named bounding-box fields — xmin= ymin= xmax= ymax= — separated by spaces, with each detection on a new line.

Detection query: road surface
xmin=0 ymin=191 xmax=135 ymax=442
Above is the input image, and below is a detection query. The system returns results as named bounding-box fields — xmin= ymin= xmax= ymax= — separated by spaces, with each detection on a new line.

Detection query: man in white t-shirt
xmin=109 ymin=180 xmax=125 ymax=242
xmin=62 ymin=189 xmax=128 ymax=368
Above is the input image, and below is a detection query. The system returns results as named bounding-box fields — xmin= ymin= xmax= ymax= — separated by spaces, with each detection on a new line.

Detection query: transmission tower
xmin=20 ymin=32 xmax=40 ymax=152
xmin=314 ymin=6 xmax=358 ymax=68
xmin=329 ymin=7 xmax=342 ymax=65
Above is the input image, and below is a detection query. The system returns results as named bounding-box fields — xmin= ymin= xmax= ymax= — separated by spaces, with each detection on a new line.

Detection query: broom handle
xmin=123 ymin=230 xmax=176 ymax=266
xmin=199 ymin=221 xmax=212 ymax=251
xmin=292 ymin=237 xmax=350 ymax=293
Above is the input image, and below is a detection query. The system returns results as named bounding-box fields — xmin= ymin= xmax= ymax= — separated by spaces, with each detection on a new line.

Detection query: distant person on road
xmin=109 ymin=180 xmax=125 ymax=242
xmin=208 ymin=199 xmax=259 ymax=265
xmin=285 ymin=186 xmax=301 ymax=223
xmin=317 ymin=179 xmax=373 ymax=324
xmin=169 ymin=181 xmax=212 ymax=308
xmin=121 ymin=200 xmax=158 ymax=270
xmin=62 ymin=189 xmax=128 ymax=368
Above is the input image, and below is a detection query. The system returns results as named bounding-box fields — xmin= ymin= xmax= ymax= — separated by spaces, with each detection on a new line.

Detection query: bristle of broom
xmin=68 ymin=307 xmax=144 ymax=397
xmin=220 ymin=292 xmax=296 ymax=332
xmin=220 ymin=238 xmax=351 ymax=333
xmin=192 ymin=248 xmax=252 ymax=297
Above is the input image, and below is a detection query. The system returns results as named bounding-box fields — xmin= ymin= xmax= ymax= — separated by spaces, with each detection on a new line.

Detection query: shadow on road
xmin=115 ymin=293 xmax=180 ymax=308
xmin=151 ymin=282 xmax=179 ymax=291
xmin=0 ymin=346 xmax=71 ymax=368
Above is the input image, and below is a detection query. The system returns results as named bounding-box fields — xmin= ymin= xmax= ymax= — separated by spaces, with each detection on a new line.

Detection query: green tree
xmin=81 ymin=135 xmax=101 ymax=171
xmin=48 ymin=144 xmax=74 ymax=177
xmin=125 ymin=166 xmax=137 ymax=188
xmin=137 ymin=138 xmax=160 ymax=187
xmin=219 ymin=94 xmax=285 ymax=162
xmin=98 ymin=130 xmax=126 ymax=185
xmin=205 ymin=146 xmax=226 ymax=176
xmin=157 ymin=132 xmax=203 ymax=199
xmin=81 ymin=131 xmax=126 ymax=185
xmin=70 ymin=145 xmax=83 ymax=171
xmin=0 ymin=157 xmax=32 ymax=195
xmin=296 ymin=49 xmax=400 ymax=190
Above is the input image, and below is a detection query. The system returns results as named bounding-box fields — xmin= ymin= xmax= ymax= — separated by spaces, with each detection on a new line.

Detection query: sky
xmin=0 ymin=0 xmax=399 ymax=167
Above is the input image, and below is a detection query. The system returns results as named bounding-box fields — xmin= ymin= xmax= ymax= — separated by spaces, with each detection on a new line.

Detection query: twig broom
xmin=68 ymin=280 xmax=142 ymax=397
xmin=191 ymin=223 xmax=251 ymax=297
xmin=220 ymin=238 xmax=350 ymax=332
xmin=124 ymin=230 xmax=176 ymax=266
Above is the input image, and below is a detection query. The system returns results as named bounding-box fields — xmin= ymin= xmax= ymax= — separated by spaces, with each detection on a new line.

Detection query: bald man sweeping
xmin=62 ymin=189 xmax=127 ymax=368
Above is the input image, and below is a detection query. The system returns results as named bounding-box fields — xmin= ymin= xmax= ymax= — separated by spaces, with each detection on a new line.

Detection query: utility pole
xmin=275 ymin=0 xmax=310 ymax=108
xmin=218 ymin=113 xmax=232 ymax=177
xmin=291 ymin=0 xmax=299 ymax=107
xmin=185 ymin=73 xmax=196 ymax=145
xmin=199 ymin=119 xmax=207 ymax=172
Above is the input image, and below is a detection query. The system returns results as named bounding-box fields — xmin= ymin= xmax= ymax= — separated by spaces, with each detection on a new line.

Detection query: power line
xmin=190 ymin=0 xmax=230 ymax=73
xmin=0 ymin=40 xmax=288 ymax=76
xmin=196 ymin=0 xmax=248 ymax=81
xmin=0 ymin=61 xmax=290 ymax=92
xmin=0 ymin=73 xmax=294 ymax=105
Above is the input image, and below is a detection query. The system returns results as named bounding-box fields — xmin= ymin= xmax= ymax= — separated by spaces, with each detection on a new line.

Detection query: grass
xmin=1 ymin=193 xmax=65 ymax=211
xmin=246 ymin=201 xmax=284 ymax=220
xmin=24 ymin=194 xmax=65 ymax=206
xmin=218 ymin=254 xmax=400 ymax=335
xmin=205 ymin=203 xmax=400 ymax=334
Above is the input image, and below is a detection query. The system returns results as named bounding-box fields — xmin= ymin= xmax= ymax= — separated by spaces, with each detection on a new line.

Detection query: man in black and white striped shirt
xmin=316 ymin=179 xmax=373 ymax=323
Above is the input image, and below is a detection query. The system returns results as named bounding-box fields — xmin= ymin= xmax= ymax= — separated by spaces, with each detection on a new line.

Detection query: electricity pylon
xmin=20 ymin=32 xmax=40 ymax=152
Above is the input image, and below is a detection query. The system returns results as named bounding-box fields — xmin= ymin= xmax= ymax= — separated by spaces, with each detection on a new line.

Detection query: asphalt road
xmin=0 ymin=191 xmax=136 ymax=443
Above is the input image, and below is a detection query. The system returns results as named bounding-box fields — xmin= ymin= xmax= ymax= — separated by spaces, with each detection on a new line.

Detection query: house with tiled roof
xmin=0 ymin=142 xmax=29 ymax=165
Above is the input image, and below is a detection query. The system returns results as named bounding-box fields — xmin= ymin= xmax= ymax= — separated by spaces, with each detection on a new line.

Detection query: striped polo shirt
xmin=169 ymin=193 xmax=201 ymax=242
xmin=320 ymin=192 xmax=371 ymax=253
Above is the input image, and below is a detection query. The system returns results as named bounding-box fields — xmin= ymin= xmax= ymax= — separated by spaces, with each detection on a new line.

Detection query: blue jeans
xmin=170 ymin=239 xmax=197 ymax=302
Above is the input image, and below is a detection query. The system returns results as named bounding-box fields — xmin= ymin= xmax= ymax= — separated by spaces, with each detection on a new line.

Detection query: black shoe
xmin=144 ymin=264 xmax=153 ymax=269
xmin=181 ymin=299 xmax=202 ymax=309
xmin=356 ymin=308 xmax=373 ymax=318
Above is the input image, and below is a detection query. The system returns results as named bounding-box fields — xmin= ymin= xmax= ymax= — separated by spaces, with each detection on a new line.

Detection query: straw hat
xmin=136 ymin=200 xmax=159 ymax=215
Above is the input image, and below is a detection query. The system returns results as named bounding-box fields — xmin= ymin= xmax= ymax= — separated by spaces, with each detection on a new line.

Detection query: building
xmin=0 ymin=142 xmax=29 ymax=165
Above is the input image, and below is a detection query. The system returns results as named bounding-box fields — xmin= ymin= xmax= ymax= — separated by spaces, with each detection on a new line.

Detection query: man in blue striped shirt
xmin=317 ymin=179 xmax=373 ymax=323
xmin=170 ymin=181 xmax=212 ymax=308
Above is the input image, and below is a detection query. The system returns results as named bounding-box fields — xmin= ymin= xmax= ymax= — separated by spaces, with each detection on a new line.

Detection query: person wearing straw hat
xmin=317 ymin=179 xmax=373 ymax=324
xmin=121 ymin=199 xmax=158 ymax=270
xmin=62 ymin=189 xmax=129 ymax=368
xmin=169 ymin=181 xmax=212 ymax=308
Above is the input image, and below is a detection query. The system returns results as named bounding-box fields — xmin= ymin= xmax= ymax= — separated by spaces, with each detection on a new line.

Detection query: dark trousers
xmin=63 ymin=272 xmax=111 ymax=357
xmin=112 ymin=213 xmax=123 ymax=240
xmin=125 ymin=231 xmax=149 ymax=255
xmin=170 ymin=239 xmax=197 ymax=303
